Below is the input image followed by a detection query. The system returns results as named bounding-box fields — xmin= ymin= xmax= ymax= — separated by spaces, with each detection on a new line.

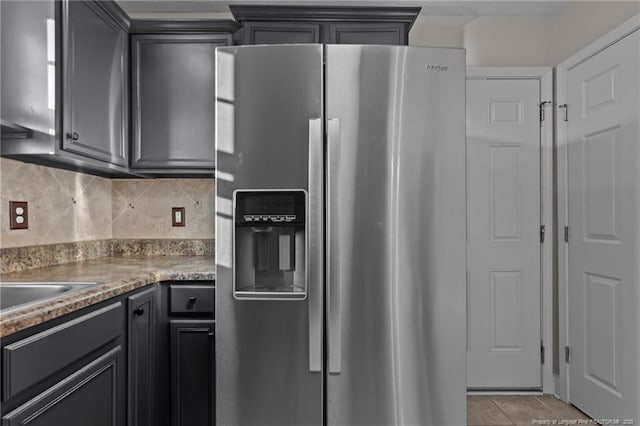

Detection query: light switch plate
xmin=172 ymin=207 xmax=185 ymax=227
xmin=9 ymin=201 xmax=28 ymax=230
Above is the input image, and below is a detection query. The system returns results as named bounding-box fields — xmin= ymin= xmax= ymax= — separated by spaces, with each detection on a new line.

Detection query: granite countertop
xmin=0 ymin=256 xmax=214 ymax=337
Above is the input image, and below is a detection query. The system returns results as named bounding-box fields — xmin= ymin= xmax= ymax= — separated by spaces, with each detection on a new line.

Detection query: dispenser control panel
xmin=243 ymin=214 xmax=297 ymax=223
xmin=233 ymin=189 xmax=307 ymax=300
xmin=235 ymin=191 xmax=305 ymax=226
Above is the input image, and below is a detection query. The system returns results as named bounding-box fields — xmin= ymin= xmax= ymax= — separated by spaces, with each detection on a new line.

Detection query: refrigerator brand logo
xmin=425 ymin=64 xmax=449 ymax=72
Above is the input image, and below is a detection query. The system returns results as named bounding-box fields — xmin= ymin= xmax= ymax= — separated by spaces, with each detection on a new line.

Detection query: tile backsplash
xmin=0 ymin=158 xmax=112 ymax=247
xmin=0 ymin=158 xmax=215 ymax=248
xmin=112 ymin=179 xmax=214 ymax=239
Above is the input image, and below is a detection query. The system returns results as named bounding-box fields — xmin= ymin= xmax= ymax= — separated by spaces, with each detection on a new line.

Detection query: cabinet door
xmin=1 ymin=346 xmax=124 ymax=426
xmin=328 ymin=23 xmax=406 ymax=45
xmin=63 ymin=0 xmax=128 ymax=166
xmin=128 ymin=288 xmax=157 ymax=426
xmin=170 ymin=320 xmax=215 ymax=426
xmin=131 ymin=34 xmax=229 ymax=171
xmin=244 ymin=22 xmax=320 ymax=44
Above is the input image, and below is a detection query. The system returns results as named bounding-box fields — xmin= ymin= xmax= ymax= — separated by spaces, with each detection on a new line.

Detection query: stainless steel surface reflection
xmin=0 ymin=282 xmax=98 ymax=313
xmin=325 ymin=45 xmax=466 ymax=426
xmin=216 ymin=43 xmax=466 ymax=426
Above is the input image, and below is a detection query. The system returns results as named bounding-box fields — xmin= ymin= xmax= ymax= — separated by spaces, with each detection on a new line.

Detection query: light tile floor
xmin=468 ymin=395 xmax=591 ymax=425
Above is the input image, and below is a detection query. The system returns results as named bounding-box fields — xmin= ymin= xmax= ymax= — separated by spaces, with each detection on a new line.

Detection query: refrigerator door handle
xmin=327 ymin=118 xmax=342 ymax=375
xmin=308 ymin=118 xmax=323 ymax=373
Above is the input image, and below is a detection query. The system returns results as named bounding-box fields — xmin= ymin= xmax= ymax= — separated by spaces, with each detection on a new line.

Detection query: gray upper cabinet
xmin=328 ymin=23 xmax=406 ymax=45
xmin=63 ymin=0 xmax=129 ymax=166
xmin=0 ymin=0 xmax=134 ymax=177
xmin=244 ymin=22 xmax=320 ymax=44
xmin=131 ymin=33 xmax=230 ymax=175
xmin=231 ymin=6 xmax=419 ymax=46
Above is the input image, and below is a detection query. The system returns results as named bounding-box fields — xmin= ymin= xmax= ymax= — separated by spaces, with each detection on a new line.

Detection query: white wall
xmin=409 ymin=16 xmax=469 ymax=48
xmin=408 ymin=1 xmax=640 ymax=66
xmin=463 ymin=16 xmax=553 ymax=66
xmin=552 ymin=1 xmax=640 ymax=64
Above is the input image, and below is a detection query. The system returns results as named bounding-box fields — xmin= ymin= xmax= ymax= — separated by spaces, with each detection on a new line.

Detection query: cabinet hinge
xmin=540 ymin=225 xmax=546 ymax=243
xmin=559 ymin=103 xmax=568 ymax=122
xmin=539 ymin=101 xmax=552 ymax=123
xmin=565 ymin=346 xmax=571 ymax=364
xmin=540 ymin=341 xmax=545 ymax=365
xmin=564 ymin=226 xmax=570 ymax=243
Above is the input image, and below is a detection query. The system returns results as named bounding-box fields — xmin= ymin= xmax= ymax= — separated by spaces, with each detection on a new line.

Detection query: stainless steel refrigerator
xmin=215 ymin=44 xmax=466 ymax=426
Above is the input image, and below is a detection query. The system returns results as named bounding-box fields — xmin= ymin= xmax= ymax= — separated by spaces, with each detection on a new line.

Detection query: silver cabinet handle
xmin=308 ymin=118 xmax=323 ymax=373
xmin=327 ymin=118 xmax=342 ymax=375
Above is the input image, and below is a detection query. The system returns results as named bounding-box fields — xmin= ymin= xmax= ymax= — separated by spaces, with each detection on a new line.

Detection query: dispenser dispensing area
xmin=233 ymin=190 xmax=307 ymax=300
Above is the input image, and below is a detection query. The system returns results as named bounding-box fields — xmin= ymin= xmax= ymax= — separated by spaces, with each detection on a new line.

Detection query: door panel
xmin=466 ymin=79 xmax=541 ymax=389
xmin=64 ymin=1 xmax=127 ymax=165
xmin=325 ymin=45 xmax=466 ymax=426
xmin=131 ymin=34 xmax=229 ymax=170
xmin=328 ymin=23 xmax=405 ymax=45
xmin=2 ymin=347 xmax=122 ymax=426
xmin=567 ymin=30 xmax=639 ymax=421
xmin=244 ymin=22 xmax=320 ymax=44
xmin=215 ymin=45 xmax=323 ymax=426
xmin=170 ymin=320 xmax=214 ymax=426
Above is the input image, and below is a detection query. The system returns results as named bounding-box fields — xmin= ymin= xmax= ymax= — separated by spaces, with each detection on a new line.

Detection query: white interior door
xmin=566 ymin=29 xmax=639 ymax=420
xmin=467 ymin=79 xmax=541 ymax=389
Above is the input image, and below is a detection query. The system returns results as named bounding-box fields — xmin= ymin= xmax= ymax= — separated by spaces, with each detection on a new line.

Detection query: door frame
xmin=466 ymin=67 xmax=554 ymax=394
xmin=556 ymin=13 xmax=640 ymax=403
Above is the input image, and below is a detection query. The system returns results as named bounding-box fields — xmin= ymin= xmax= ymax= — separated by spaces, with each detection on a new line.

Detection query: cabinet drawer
xmin=169 ymin=285 xmax=214 ymax=314
xmin=2 ymin=302 xmax=123 ymax=401
xmin=2 ymin=346 xmax=122 ymax=426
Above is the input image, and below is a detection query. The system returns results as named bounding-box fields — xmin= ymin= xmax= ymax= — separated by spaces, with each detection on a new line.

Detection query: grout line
xmin=536 ymin=395 xmax=593 ymax=421
xmin=489 ymin=397 xmax=517 ymax=426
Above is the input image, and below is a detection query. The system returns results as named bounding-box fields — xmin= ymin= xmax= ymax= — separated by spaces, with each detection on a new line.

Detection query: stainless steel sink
xmin=0 ymin=282 xmax=98 ymax=313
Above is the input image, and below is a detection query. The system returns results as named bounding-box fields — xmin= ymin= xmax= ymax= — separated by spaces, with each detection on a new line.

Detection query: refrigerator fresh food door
xmin=325 ymin=45 xmax=467 ymax=425
xmin=215 ymin=44 xmax=323 ymax=425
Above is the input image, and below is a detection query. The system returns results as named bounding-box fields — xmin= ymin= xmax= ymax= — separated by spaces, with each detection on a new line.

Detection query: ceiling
xmin=116 ymin=0 xmax=571 ymax=18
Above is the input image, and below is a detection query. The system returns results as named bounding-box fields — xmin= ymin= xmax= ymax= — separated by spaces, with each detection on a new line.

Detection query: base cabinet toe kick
xmin=0 ymin=280 xmax=215 ymax=426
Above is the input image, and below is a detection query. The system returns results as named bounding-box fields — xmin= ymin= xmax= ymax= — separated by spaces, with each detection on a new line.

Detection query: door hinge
xmin=564 ymin=226 xmax=570 ymax=243
xmin=539 ymin=101 xmax=552 ymax=123
xmin=540 ymin=225 xmax=546 ymax=243
xmin=559 ymin=103 xmax=568 ymax=122
xmin=540 ymin=341 xmax=545 ymax=365
xmin=565 ymin=346 xmax=571 ymax=364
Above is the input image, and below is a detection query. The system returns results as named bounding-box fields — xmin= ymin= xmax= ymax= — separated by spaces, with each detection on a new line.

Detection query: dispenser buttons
xmin=244 ymin=214 xmax=296 ymax=223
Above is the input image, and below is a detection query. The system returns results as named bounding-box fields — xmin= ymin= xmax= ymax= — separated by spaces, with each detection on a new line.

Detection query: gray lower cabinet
xmin=1 ymin=346 xmax=123 ymax=426
xmin=63 ymin=0 xmax=129 ymax=167
xmin=131 ymin=34 xmax=230 ymax=175
xmin=127 ymin=287 xmax=157 ymax=426
xmin=1 ymin=301 xmax=126 ymax=426
xmin=0 ymin=282 xmax=214 ymax=426
xmin=170 ymin=320 xmax=215 ymax=426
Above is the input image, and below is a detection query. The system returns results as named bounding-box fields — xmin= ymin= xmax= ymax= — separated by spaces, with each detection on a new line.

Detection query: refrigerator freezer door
xmin=325 ymin=45 xmax=467 ymax=425
xmin=215 ymin=44 xmax=323 ymax=425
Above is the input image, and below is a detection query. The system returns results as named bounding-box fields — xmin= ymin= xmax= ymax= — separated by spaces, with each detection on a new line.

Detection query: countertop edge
xmin=0 ymin=258 xmax=215 ymax=338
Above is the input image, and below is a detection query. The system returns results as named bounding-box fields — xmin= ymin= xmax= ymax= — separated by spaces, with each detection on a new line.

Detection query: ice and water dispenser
xmin=233 ymin=190 xmax=307 ymax=300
